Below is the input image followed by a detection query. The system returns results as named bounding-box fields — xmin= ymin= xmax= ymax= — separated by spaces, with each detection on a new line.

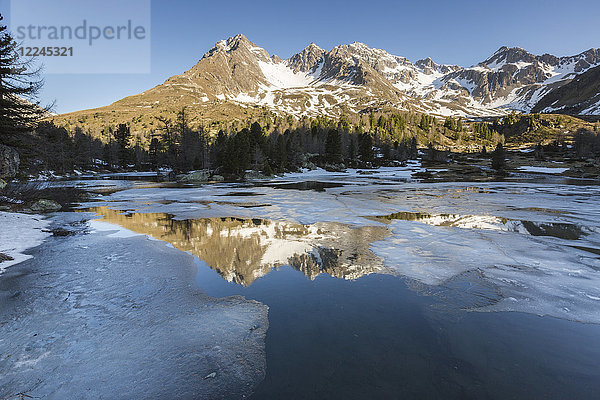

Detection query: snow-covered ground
xmin=0 ymin=212 xmax=50 ymax=271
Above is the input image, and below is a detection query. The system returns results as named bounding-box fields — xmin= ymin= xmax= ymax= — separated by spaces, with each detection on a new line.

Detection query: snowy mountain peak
xmin=106 ymin=34 xmax=600 ymax=118
xmin=348 ymin=41 xmax=370 ymax=49
xmin=286 ymin=42 xmax=326 ymax=73
xmin=202 ymin=34 xmax=265 ymax=59
xmin=415 ymin=57 xmax=437 ymax=68
xmin=415 ymin=57 xmax=441 ymax=74
xmin=482 ymin=46 xmax=536 ymax=69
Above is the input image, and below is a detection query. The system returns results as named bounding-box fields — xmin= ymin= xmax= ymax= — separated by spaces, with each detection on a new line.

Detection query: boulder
xmin=177 ymin=170 xmax=211 ymax=183
xmin=323 ymin=163 xmax=346 ymax=172
xmin=0 ymin=144 xmax=20 ymax=179
xmin=244 ymin=171 xmax=269 ymax=180
xmin=0 ymin=253 xmax=14 ymax=262
xmin=29 ymin=199 xmax=62 ymax=213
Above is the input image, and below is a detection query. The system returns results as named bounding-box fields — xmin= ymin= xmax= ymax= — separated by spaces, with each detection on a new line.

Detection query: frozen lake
xmin=2 ymin=167 xmax=600 ymax=398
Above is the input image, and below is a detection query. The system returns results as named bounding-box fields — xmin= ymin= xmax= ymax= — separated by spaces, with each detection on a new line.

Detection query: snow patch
xmin=258 ymin=60 xmax=316 ymax=89
xmin=0 ymin=212 xmax=50 ymax=272
xmin=518 ymin=166 xmax=569 ymax=174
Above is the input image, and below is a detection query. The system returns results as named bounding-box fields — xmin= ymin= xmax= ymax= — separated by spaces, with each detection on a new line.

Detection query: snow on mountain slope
xmin=257 ymin=60 xmax=316 ymax=89
xmin=95 ymin=35 xmax=600 ymax=119
xmin=532 ymin=64 xmax=600 ymax=115
xmin=581 ymin=99 xmax=600 ymax=115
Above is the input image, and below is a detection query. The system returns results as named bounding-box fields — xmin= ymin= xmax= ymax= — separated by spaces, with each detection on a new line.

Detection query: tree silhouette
xmin=491 ymin=143 xmax=506 ymax=172
xmin=113 ymin=124 xmax=132 ymax=168
xmin=0 ymin=14 xmax=48 ymax=141
xmin=359 ymin=133 xmax=374 ymax=162
xmin=325 ymin=128 xmax=342 ymax=163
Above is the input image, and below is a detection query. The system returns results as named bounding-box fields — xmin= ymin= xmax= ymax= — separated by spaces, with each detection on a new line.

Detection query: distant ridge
xmin=55 ymin=34 xmax=600 ymax=130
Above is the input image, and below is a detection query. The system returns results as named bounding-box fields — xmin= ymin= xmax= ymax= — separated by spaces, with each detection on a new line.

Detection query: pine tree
xmin=250 ymin=122 xmax=265 ymax=149
xmin=348 ymin=137 xmax=356 ymax=160
xmin=419 ymin=115 xmax=430 ymax=131
xmin=213 ymin=129 xmax=227 ymax=168
xmin=156 ymin=115 xmax=180 ymax=172
xmin=338 ymin=114 xmax=351 ymax=132
xmin=113 ymin=124 xmax=132 ymax=168
xmin=262 ymin=160 xmax=274 ymax=176
xmin=369 ymin=112 xmax=376 ymax=132
xmin=381 ymin=142 xmax=391 ymax=160
xmin=221 ymin=129 xmax=252 ymax=175
xmin=36 ymin=121 xmax=72 ymax=173
xmin=276 ymin=133 xmax=287 ymax=171
xmin=0 ymin=14 xmax=47 ymax=141
xmin=249 ymin=121 xmax=267 ymax=168
xmin=426 ymin=142 xmax=436 ymax=162
xmin=72 ymin=127 xmax=92 ymax=168
xmin=491 ymin=143 xmax=506 ymax=172
xmin=444 ymin=117 xmax=455 ymax=131
xmin=176 ymin=107 xmax=198 ymax=171
xmin=325 ymin=129 xmax=342 ymax=164
xmin=285 ymin=130 xmax=302 ymax=169
xmin=148 ymin=136 xmax=162 ymax=170
xmin=409 ymin=136 xmax=418 ymax=159
xmin=359 ymin=133 xmax=374 ymax=162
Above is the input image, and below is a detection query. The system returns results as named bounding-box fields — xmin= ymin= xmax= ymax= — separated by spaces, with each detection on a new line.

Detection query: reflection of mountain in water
xmin=371 ymin=211 xmax=587 ymax=240
xmin=89 ymin=207 xmax=390 ymax=286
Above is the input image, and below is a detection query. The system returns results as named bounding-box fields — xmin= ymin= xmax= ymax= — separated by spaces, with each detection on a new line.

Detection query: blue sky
xmin=1 ymin=0 xmax=599 ymax=114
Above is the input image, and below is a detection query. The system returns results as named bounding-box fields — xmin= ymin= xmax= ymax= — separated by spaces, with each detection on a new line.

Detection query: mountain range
xmin=58 ymin=34 xmax=600 ymax=128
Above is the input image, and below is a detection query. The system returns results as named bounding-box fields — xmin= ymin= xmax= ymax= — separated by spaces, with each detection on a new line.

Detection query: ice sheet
xmin=79 ymin=172 xmax=600 ymax=323
xmin=0 ymin=212 xmax=50 ymax=271
xmin=0 ymin=213 xmax=269 ymax=399
xmin=518 ymin=166 xmax=569 ymax=174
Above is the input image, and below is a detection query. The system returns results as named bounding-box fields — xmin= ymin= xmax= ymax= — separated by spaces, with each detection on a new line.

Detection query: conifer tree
xmin=148 ymin=136 xmax=162 ymax=170
xmin=419 ymin=115 xmax=430 ymax=131
xmin=348 ymin=137 xmax=356 ymax=160
xmin=0 ymin=14 xmax=47 ymax=140
xmin=262 ymin=160 xmax=274 ymax=176
xmin=369 ymin=112 xmax=376 ymax=132
xmin=359 ymin=133 xmax=374 ymax=162
xmin=325 ymin=129 xmax=342 ymax=163
xmin=444 ymin=117 xmax=455 ymax=131
xmin=213 ymin=129 xmax=228 ymax=168
xmin=275 ymin=133 xmax=287 ymax=171
xmin=113 ymin=124 xmax=132 ymax=168
xmin=491 ymin=143 xmax=506 ymax=172
xmin=409 ymin=136 xmax=418 ymax=159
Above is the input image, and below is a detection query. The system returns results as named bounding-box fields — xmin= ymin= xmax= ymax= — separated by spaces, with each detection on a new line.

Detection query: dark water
xmin=259 ymin=180 xmax=348 ymax=192
xmin=194 ymin=260 xmax=600 ymax=400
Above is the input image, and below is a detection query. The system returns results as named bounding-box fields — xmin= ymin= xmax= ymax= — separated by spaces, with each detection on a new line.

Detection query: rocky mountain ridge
xmin=531 ymin=64 xmax=600 ymax=115
xmin=59 ymin=35 xmax=600 ymax=124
